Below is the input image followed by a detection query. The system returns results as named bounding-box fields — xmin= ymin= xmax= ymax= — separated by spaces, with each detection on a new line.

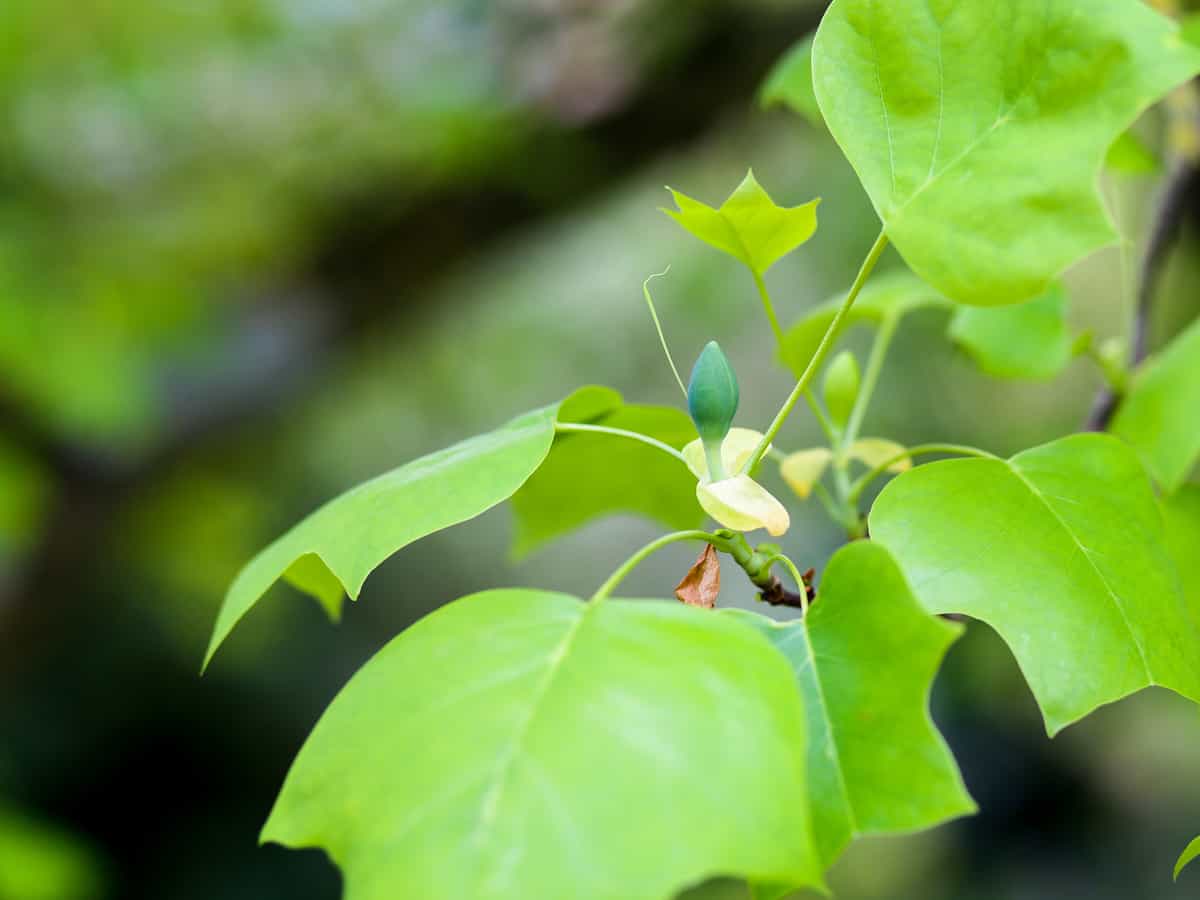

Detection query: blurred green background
xmin=1 ymin=1 xmax=1198 ymax=898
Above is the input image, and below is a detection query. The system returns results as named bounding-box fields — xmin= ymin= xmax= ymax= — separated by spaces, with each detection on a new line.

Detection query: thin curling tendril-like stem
xmin=642 ymin=267 xmax=688 ymax=399
xmin=591 ymin=531 xmax=729 ymax=602
xmin=753 ymin=270 xmax=786 ymax=346
xmin=741 ymin=229 xmax=890 ymax=476
xmin=761 ymin=553 xmax=811 ymax=614
xmin=554 ymin=422 xmax=689 ymax=465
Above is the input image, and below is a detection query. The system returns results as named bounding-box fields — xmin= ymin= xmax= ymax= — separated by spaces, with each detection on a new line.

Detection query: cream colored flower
xmin=682 ymin=429 xmax=790 ymax=536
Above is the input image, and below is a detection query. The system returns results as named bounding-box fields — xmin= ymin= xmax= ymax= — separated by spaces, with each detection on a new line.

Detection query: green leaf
xmin=760 ymin=34 xmax=824 ymax=129
xmin=1111 ymin=317 xmax=1200 ymax=492
xmin=0 ymin=806 xmax=104 ymax=900
xmin=511 ymin=400 xmax=702 ymax=557
xmin=870 ymin=434 xmax=1200 ymax=734
xmin=724 ymin=541 xmax=974 ymax=867
xmin=264 ymin=590 xmax=824 ymax=900
xmin=947 ymin=282 xmax=1074 ymax=380
xmin=203 ymin=387 xmax=620 ymax=670
xmin=780 ymin=270 xmax=948 ymax=377
xmin=1106 ymin=129 xmax=1161 ymax=176
xmin=813 ymin=0 xmax=1200 ymax=306
xmin=1182 ymin=13 xmax=1200 ymax=49
xmin=663 ymin=171 xmax=819 ymax=276
xmin=1163 ymin=486 xmax=1200 ymax=622
xmin=1177 ymin=836 xmax=1200 ymax=881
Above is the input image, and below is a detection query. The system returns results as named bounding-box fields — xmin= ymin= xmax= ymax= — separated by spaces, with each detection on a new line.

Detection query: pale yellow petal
xmin=779 ymin=448 xmax=833 ymax=499
xmin=682 ymin=438 xmax=707 ymax=481
xmin=682 ymin=428 xmax=770 ymax=483
xmin=696 ymin=475 xmax=791 ymax=536
xmin=848 ymin=438 xmax=912 ymax=473
xmin=720 ymin=428 xmax=769 ymax=475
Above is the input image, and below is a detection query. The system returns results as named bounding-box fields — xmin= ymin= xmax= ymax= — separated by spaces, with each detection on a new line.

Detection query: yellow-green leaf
xmin=813 ymin=0 xmax=1200 ymax=305
xmin=870 ymin=434 xmax=1200 ymax=734
xmin=203 ymin=387 xmax=618 ymax=670
xmin=264 ymin=590 xmax=824 ymax=899
xmin=724 ymin=541 xmax=975 ymax=867
xmin=663 ymin=171 xmax=819 ymax=276
xmin=1112 ymin=317 xmax=1200 ymax=492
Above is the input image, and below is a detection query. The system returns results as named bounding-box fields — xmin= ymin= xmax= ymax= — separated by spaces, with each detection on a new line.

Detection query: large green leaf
xmin=947 ymin=282 xmax=1074 ymax=380
xmin=202 ymin=387 xmax=619 ymax=670
xmin=870 ymin=434 xmax=1200 ymax=734
xmin=813 ymin=0 xmax=1200 ymax=306
xmin=264 ymin=589 xmax=823 ymax=900
xmin=1163 ymin=486 xmax=1200 ymax=622
xmin=780 ymin=270 xmax=947 ymax=376
xmin=1112 ymin=317 xmax=1200 ymax=492
xmin=724 ymin=541 xmax=974 ymax=867
xmin=511 ymin=401 xmax=701 ymax=557
xmin=663 ymin=171 xmax=819 ymax=276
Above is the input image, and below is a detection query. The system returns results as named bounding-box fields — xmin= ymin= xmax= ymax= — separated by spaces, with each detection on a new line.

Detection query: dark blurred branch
xmin=758 ymin=574 xmax=815 ymax=611
xmin=1086 ymin=78 xmax=1200 ymax=432
xmin=1085 ymin=161 xmax=1200 ymax=430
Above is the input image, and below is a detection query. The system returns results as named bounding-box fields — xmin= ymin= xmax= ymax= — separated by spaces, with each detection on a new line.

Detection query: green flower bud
xmin=823 ymin=350 xmax=860 ymax=427
xmin=688 ymin=341 xmax=739 ymax=445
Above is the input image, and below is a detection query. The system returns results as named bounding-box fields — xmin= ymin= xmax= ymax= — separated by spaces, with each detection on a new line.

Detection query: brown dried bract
xmin=674 ymin=544 xmax=721 ymax=609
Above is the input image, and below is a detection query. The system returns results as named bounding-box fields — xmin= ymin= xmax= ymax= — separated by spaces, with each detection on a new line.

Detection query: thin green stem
xmin=753 ymin=260 xmax=839 ymax=446
xmin=804 ymin=390 xmax=839 ymax=444
xmin=555 ymin=422 xmax=688 ymax=464
xmin=841 ymin=312 xmax=899 ymax=451
xmin=591 ymin=531 xmax=727 ymax=602
xmin=642 ymin=268 xmax=688 ymax=399
xmin=761 ymin=553 xmax=810 ymax=613
xmin=742 ymin=229 xmax=890 ymax=476
xmin=811 ymin=481 xmax=848 ymax=526
xmin=753 ymin=270 xmax=786 ymax=346
xmin=846 ymin=443 xmax=998 ymax=504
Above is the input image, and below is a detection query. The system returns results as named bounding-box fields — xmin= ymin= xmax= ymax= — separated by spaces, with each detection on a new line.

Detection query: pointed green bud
xmin=688 ymin=341 xmax=740 ymax=482
xmin=823 ymin=350 xmax=860 ymax=427
xmin=688 ymin=341 xmax=740 ymax=445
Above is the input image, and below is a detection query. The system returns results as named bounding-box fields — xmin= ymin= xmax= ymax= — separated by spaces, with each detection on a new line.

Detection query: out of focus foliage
xmin=0 ymin=804 xmax=104 ymax=900
xmin=2 ymin=1 xmax=1199 ymax=898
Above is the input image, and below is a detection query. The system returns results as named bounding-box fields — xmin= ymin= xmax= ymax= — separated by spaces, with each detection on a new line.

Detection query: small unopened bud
xmin=688 ymin=341 xmax=740 ymax=479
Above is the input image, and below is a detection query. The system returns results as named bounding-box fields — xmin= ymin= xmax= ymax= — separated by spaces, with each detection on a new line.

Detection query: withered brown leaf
xmin=674 ymin=544 xmax=721 ymax=609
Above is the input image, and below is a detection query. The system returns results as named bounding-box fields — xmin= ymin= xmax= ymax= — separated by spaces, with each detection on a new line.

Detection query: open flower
xmin=683 ymin=428 xmax=791 ymax=536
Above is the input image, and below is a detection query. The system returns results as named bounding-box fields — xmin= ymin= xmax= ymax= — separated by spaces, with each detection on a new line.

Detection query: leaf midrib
xmin=876 ymin=6 xmax=1052 ymax=223
xmin=1006 ymin=460 xmax=1154 ymax=682
xmin=778 ymin=623 xmax=860 ymax=841
xmin=469 ymin=601 xmax=596 ymax=891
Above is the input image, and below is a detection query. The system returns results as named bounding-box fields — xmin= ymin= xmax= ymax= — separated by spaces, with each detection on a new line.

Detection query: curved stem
xmin=846 ymin=443 xmax=998 ymax=504
xmin=591 ymin=531 xmax=727 ymax=602
xmin=742 ymin=229 xmax=890 ymax=476
xmin=555 ymin=422 xmax=688 ymax=465
xmin=762 ymin=553 xmax=810 ymax=614
xmin=754 ymin=267 xmax=839 ymax=445
xmin=753 ymin=270 xmax=786 ymax=346
xmin=841 ymin=312 xmax=899 ymax=450
xmin=643 ymin=268 xmax=688 ymax=399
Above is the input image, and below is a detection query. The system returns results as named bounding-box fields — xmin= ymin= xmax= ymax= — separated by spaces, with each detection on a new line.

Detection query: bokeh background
xmin=2 ymin=1 xmax=1199 ymax=898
